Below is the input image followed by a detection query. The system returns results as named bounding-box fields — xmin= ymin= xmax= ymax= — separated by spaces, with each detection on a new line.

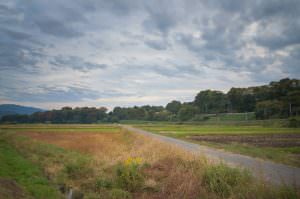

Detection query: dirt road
xmin=123 ymin=125 xmax=300 ymax=187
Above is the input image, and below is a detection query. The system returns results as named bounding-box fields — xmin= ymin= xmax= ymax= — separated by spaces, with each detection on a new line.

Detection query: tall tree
xmin=166 ymin=100 xmax=182 ymax=114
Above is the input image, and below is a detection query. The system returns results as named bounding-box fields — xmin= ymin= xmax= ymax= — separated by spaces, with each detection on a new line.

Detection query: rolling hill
xmin=0 ymin=104 xmax=45 ymax=118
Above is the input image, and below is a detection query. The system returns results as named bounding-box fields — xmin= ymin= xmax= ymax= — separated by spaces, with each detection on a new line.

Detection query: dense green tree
xmin=178 ymin=104 xmax=198 ymax=121
xmin=255 ymin=100 xmax=285 ymax=119
xmin=227 ymin=88 xmax=255 ymax=112
xmin=194 ymin=90 xmax=227 ymax=113
xmin=166 ymin=100 xmax=182 ymax=114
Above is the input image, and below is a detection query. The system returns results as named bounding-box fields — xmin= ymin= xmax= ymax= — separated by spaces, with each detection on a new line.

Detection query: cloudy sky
xmin=0 ymin=0 xmax=299 ymax=109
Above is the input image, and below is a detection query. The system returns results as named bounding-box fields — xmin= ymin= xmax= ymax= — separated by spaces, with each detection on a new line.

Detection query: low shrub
xmin=287 ymin=118 xmax=300 ymax=128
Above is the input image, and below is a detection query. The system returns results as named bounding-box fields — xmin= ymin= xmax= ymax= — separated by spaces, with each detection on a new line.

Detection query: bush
xmin=202 ymin=164 xmax=252 ymax=198
xmin=116 ymin=157 xmax=144 ymax=192
xmin=287 ymin=118 xmax=300 ymax=128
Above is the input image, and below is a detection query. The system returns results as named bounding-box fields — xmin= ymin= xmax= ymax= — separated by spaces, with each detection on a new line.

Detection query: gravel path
xmin=123 ymin=125 xmax=300 ymax=187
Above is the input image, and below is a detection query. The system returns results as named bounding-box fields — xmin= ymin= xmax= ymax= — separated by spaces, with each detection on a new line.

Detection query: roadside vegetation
xmin=0 ymin=124 xmax=299 ymax=199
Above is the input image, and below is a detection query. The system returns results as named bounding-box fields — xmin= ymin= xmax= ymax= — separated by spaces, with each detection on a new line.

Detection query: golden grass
xmin=12 ymin=128 xmax=299 ymax=199
xmin=19 ymin=129 xmax=210 ymax=198
xmin=20 ymin=129 xmax=206 ymax=166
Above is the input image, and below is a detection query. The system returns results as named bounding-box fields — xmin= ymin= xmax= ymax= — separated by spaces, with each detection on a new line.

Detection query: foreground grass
xmin=0 ymin=134 xmax=62 ymax=199
xmin=1 ymin=125 xmax=299 ymax=198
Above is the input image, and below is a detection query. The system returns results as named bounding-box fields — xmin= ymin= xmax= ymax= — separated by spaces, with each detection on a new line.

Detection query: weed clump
xmin=95 ymin=178 xmax=113 ymax=189
xmin=116 ymin=157 xmax=144 ymax=192
xmin=202 ymin=163 xmax=252 ymax=198
xmin=64 ymin=156 xmax=92 ymax=179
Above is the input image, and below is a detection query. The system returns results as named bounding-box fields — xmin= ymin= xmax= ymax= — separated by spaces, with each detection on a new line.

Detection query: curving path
xmin=122 ymin=125 xmax=300 ymax=187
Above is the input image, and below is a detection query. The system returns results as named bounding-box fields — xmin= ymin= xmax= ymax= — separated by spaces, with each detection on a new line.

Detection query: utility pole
xmin=289 ymin=102 xmax=292 ymax=117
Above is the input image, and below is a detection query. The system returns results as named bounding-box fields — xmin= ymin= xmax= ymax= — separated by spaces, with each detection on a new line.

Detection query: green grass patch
xmin=0 ymin=135 xmax=62 ymax=198
xmin=205 ymin=112 xmax=256 ymax=122
xmin=203 ymin=163 xmax=252 ymax=198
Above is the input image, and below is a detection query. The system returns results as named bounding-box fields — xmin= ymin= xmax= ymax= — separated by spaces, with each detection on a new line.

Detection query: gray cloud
xmin=2 ymin=86 xmax=97 ymax=103
xmin=0 ymin=0 xmax=299 ymax=108
xmin=144 ymin=39 xmax=168 ymax=50
xmin=143 ymin=1 xmax=182 ymax=35
xmin=255 ymin=20 xmax=300 ymax=50
xmin=50 ymin=56 xmax=107 ymax=72
xmin=281 ymin=47 xmax=300 ymax=74
xmin=35 ymin=18 xmax=83 ymax=38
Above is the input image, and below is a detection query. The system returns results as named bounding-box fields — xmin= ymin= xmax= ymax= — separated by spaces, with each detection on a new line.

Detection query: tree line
xmin=1 ymin=78 xmax=299 ymax=124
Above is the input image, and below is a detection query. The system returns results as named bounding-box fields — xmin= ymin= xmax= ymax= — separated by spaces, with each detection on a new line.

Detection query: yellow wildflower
xmin=124 ymin=157 xmax=142 ymax=166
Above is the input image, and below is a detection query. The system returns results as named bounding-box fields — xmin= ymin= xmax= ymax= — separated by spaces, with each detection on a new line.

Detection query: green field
xmin=134 ymin=124 xmax=300 ymax=167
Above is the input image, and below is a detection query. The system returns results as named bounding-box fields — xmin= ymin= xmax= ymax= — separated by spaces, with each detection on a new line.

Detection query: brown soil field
xmin=187 ymin=134 xmax=300 ymax=147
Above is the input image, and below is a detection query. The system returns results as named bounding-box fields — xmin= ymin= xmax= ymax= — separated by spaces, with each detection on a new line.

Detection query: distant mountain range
xmin=0 ymin=104 xmax=45 ymax=118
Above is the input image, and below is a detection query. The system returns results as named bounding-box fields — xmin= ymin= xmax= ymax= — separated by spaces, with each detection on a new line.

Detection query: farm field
xmin=1 ymin=124 xmax=299 ymax=198
xmin=134 ymin=124 xmax=300 ymax=167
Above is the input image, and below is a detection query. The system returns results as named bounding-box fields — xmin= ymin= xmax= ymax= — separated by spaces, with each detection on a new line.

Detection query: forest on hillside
xmin=1 ymin=78 xmax=299 ymax=124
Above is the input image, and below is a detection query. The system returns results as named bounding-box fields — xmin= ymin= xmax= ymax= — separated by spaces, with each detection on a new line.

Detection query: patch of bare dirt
xmin=187 ymin=134 xmax=300 ymax=147
xmin=0 ymin=178 xmax=26 ymax=199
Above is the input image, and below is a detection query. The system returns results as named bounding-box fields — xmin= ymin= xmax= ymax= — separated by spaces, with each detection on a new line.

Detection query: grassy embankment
xmin=134 ymin=124 xmax=300 ymax=167
xmin=0 ymin=124 xmax=299 ymax=199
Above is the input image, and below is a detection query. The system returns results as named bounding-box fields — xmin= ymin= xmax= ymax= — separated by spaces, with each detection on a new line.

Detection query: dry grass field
xmin=1 ymin=124 xmax=299 ymax=199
